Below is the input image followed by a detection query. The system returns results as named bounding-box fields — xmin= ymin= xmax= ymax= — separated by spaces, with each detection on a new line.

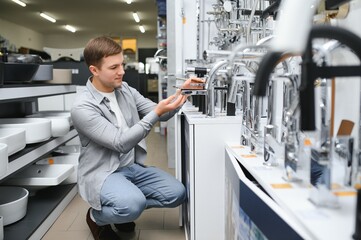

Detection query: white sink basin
xmin=26 ymin=115 xmax=70 ymax=137
xmin=5 ymin=164 xmax=74 ymax=187
xmin=0 ymin=186 xmax=29 ymax=226
xmin=0 ymin=128 xmax=26 ymax=155
xmin=27 ymin=110 xmax=72 ymax=126
xmin=0 ymin=143 xmax=8 ymax=178
xmin=0 ymin=118 xmax=51 ymax=144
xmin=36 ymin=153 xmax=79 ymax=184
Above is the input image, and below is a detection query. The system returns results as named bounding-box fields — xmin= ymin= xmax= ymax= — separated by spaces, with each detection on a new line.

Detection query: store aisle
xmin=42 ymin=127 xmax=185 ymax=240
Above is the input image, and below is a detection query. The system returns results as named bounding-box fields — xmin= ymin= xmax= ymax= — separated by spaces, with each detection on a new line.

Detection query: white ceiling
xmin=0 ymin=0 xmax=158 ymax=37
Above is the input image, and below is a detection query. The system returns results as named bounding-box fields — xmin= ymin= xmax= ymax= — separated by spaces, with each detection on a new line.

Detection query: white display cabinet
xmin=175 ymin=104 xmax=242 ymax=240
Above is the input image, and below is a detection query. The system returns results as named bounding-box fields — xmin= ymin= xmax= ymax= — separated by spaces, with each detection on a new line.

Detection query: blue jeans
xmin=92 ymin=163 xmax=186 ymax=226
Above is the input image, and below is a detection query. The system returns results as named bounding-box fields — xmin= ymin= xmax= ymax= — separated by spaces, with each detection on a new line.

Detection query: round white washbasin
xmin=27 ymin=111 xmax=72 ymax=126
xmin=0 ymin=118 xmax=51 ymax=144
xmin=26 ymin=115 xmax=70 ymax=137
xmin=0 ymin=143 xmax=8 ymax=178
xmin=0 ymin=128 xmax=26 ymax=155
xmin=0 ymin=186 xmax=29 ymax=226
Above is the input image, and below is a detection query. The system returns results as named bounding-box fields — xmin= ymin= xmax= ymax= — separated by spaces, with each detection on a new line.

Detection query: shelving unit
xmin=156 ymin=17 xmax=168 ymax=134
xmin=0 ymin=85 xmax=76 ymax=102
xmin=146 ymin=73 xmax=159 ymax=103
xmin=156 ymin=17 xmax=167 ymax=104
xmin=0 ymin=84 xmax=78 ymax=240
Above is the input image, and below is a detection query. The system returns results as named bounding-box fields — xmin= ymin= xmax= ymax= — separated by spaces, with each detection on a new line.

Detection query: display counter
xmin=176 ymin=103 xmax=242 ymax=240
xmin=225 ymin=142 xmax=357 ymax=240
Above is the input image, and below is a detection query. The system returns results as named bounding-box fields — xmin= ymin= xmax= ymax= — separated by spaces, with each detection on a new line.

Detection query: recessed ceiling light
xmin=65 ymin=25 xmax=76 ymax=33
xmin=139 ymin=25 xmax=145 ymax=33
xmin=125 ymin=0 xmax=132 ymax=4
xmin=132 ymin=12 xmax=140 ymax=23
xmin=40 ymin=12 xmax=56 ymax=23
xmin=12 ymin=0 xmax=26 ymax=7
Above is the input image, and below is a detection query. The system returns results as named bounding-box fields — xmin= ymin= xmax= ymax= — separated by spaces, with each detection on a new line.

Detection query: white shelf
xmin=1 ymin=129 xmax=78 ymax=181
xmin=0 ymin=85 xmax=76 ymax=102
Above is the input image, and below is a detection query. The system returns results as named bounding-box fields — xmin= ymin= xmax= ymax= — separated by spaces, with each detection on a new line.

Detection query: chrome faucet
xmin=205 ymin=60 xmax=229 ymax=117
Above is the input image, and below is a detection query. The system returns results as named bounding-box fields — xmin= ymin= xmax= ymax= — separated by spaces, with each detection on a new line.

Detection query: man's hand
xmin=154 ymin=89 xmax=188 ymax=116
xmin=181 ymin=77 xmax=205 ymax=90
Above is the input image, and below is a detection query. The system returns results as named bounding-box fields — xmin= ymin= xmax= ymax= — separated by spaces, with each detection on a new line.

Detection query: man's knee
xmin=113 ymin=195 xmax=147 ymax=222
xmin=167 ymin=182 xmax=186 ymax=207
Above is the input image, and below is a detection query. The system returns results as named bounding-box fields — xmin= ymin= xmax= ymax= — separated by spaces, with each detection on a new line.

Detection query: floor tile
xmin=42 ymin=230 xmax=91 ymax=240
xmin=135 ymin=210 xmax=164 ymax=230
xmin=49 ymin=205 xmax=78 ymax=231
xmin=138 ymin=229 xmax=185 ymax=240
xmin=114 ymin=229 xmax=140 ymax=240
xmin=68 ymin=211 xmax=89 ymax=231
xmin=164 ymin=207 xmax=182 ymax=229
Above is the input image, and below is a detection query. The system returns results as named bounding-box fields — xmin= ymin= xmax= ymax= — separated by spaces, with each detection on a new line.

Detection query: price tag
xmin=240 ymin=154 xmax=257 ymax=158
xmin=271 ymin=183 xmax=293 ymax=189
xmin=231 ymin=145 xmax=244 ymax=149
xmin=333 ymin=191 xmax=357 ymax=197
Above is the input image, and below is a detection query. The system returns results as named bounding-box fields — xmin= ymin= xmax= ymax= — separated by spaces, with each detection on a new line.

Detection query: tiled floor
xmin=42 ymin=127 xmax=186 ymax=240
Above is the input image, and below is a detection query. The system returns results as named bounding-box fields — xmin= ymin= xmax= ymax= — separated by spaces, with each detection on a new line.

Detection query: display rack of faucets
xmin=187 ymin=24 xmax=361 ymax=211
xmin=183 ymin=40 xmax=272 ymax=118
xmin=244 ymin=24 xmax=361 ymax=210
xmin=204 ymin=0 xmax=278 ymax=48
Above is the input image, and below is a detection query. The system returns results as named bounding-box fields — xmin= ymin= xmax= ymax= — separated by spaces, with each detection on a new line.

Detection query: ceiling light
xmin=12 ymin=0 xmax=26 ymax=7
xmin=40 ymin=12 xmax=56 ymax=23
xmin=139 ymin=25 xmax=145 ymax=33
xmin=132 ymin=12 xmax=140 ymax=23
xmin=125 ymin=0 xmax=132 ymax=4
xmin=65 ymin=25 xmax=76 ymax=33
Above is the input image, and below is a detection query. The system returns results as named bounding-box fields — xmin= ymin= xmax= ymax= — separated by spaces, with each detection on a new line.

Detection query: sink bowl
xmin=36 ymin=153 xmax=79 ymax=184
xmin=26 ymin=115 xmax=70 ymax=137
xmin=0 ymin=186 xmax=29 ymax=226
xmin=0 ymin=143 xmax=8 ymax=178
xmin=4 ymin=164 xmax=74 ymax=187
xmin=0 ymin=62 xmax=39 ymax=84
xmin=0 ymin=128 xmax=26 ymax=155
xmin=27 ymin=111 xmax=72 ymax=126
xmin=0 ymin=118 xmax=51 ymax=144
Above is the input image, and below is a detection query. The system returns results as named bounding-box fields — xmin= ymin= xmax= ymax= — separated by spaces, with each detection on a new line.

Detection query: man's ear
xmin=89 ymin=65 xmax=98 ymax=76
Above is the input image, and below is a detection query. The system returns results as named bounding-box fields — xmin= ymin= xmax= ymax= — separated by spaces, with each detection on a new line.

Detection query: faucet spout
xmin=253 ymin=51 xmax=284 ymax=97
xmin=300 ymin=25 xmax=361 ymax=131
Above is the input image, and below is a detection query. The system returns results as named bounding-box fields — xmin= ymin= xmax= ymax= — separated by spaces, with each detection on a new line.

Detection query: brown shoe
xmin=86 ymin=208 xmax=119 ymax=240
xmin=114 ymin=221 xmax=136 ymax=233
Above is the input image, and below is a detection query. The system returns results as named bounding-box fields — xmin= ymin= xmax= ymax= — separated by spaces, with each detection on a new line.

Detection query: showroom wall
xmin=0 ymin=17 xmax=157 ymax=52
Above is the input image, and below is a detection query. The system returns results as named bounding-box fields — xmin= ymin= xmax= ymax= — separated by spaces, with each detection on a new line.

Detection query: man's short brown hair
xmin=83 ymin=36 xmax=122 ymax=68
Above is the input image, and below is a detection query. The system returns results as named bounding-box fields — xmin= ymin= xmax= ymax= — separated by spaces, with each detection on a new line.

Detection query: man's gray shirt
xmin=71 ymin=79 xmax=177 ymax=210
